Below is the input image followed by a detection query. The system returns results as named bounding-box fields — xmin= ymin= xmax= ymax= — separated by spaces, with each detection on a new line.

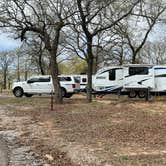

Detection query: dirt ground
xmin=0 ymin=93 xmax=166 ymax=165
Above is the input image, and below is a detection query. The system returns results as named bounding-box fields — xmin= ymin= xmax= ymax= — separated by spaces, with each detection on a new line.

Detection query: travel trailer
xmin=92 ymin=64 xmax=166 ymax=98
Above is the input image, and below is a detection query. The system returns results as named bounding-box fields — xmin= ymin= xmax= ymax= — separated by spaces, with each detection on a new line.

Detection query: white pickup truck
xmin=12 ymin=75 xmax=80 ymax=98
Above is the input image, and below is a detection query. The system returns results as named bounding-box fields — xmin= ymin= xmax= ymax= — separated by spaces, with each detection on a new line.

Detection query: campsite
xmin=0 ymin=92 xmax=166 ymax=165
xmin=0 ymin=0 xmax=165 ymax=165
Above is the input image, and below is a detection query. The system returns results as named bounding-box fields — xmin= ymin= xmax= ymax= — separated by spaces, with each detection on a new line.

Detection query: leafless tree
xmin=0 ymin=51 xmax=13 ymax=89
xmin=67 ymin=0 xmax=141 ymax=102
xmin=141 ymin=41 xmax=166 ymax=64
xmin=21 ymin=39 xmax=50 ymax=75
xmin=114 ymin=0 xmax=166 ymax=64
xmin=0 ymin=0 xmax=76 ymax=103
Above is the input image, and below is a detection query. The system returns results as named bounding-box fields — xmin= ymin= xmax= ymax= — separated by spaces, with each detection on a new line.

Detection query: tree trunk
xmin=86 ymin=37 xmax=93 ymax=103
xmin=87 ymin=57 xmax=93 ymax=102
xmin=38 ymin=53 xmax=45 ymax=75
xmin=132 ymin=52 xmax=137 ymax=64
xmin=48 ymin=25 xmax=63 ymax=104
xmin=93 ymin=55 xmax=98 ymax=74
xmin=39 ymin=22 xmax=64 ymax=104
xmin=24 ymin=63 xmax=28 ymax=81
xmin=3 ymin=66 xmax=7 ymax=89
xmin=50 ymin=50 xmax=63 ymax=104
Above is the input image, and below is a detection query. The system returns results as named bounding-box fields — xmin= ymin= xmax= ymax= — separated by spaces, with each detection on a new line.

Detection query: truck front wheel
xmin=13 ymin=87 xmax=24 ymax=97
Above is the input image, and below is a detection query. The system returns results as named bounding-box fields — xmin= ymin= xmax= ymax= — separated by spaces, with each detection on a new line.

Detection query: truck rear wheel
xmin=65 ymin=93 xmax=73 ymax=98
xmin=61 ymin=88 xmax=66 ymax=97
xmin=13 ymin=87 xmax=24 ymax=97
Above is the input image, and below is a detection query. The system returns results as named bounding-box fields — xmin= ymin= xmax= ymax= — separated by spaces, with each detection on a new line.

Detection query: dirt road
xmin=0 ymin=137 xmax=8 ymax=166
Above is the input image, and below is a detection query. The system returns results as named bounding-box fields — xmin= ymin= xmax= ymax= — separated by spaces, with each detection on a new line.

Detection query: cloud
xmin=0 ymin=33 xmax=21 ymax=51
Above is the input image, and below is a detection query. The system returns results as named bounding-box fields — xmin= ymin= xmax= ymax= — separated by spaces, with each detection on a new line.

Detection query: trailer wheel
xmin=128 ymin=90 xmax=137 ymax=98
xmin=138 ymin=90 xmax=146 ymax=98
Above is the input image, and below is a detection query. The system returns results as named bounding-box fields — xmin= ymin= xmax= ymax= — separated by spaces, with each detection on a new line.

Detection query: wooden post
xmin=51 ymin=91 xmax=53 ymax=111
xmin=145 ymin=88 xmax=149 ymax=101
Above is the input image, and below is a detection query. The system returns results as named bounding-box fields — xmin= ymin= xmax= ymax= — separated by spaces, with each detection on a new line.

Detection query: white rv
xmin=92 ymin=64 xmax=166 ymax=98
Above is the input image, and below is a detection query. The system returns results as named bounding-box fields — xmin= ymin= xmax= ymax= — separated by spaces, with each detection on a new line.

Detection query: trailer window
xmin=109 ymin=69 xmax=116 ymax=80
xmin=129 ymin=67 xmax=149 ymax=75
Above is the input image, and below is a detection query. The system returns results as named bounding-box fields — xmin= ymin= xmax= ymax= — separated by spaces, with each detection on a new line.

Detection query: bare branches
xmin=105 ymin=0 xmax=166 ymax=64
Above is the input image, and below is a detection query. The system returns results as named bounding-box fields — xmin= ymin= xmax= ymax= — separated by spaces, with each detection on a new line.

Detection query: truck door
xmin=37 ymin=77 xmax=52 ymax=93
xmin=25 ymin=76 xmax=52 ymax=93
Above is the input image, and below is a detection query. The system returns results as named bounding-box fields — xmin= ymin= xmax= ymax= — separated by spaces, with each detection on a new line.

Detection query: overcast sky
xmin=0 ymin=33 xmax=21 ymax=51
xmin=149 ymin=23 xmax=166 ymax=42
xmin=0 ymin=23 xmax=165 ymax=51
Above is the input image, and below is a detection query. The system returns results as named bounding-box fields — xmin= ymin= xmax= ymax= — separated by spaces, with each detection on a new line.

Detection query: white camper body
xmin=92 ymin=64 xmax=166 ymax=97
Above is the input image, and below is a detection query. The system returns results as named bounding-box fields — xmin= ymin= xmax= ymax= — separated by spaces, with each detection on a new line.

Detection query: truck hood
xmin=12 ymin=81 xmax=27 ymax=88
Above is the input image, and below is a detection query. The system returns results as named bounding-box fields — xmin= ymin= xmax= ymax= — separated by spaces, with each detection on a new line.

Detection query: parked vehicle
xmin=74 ymin=74 xmax=87 ymax=92
xmin=12 ymin=75 xmax=80 ymax=98
xmin=92 ymin=64 xmax=166 ymax=98
xmin=74 ymin=74 xmax=95 ymax=92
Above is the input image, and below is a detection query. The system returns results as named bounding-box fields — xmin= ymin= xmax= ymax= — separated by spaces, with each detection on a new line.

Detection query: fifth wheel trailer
xmin=92 ymin=64 xmax=166 ymax=98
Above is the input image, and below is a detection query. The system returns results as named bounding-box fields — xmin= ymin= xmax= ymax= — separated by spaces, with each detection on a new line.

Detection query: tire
xmin=24 ymin=93 xmax=33 ymax=97
xmin=83 ymin=87 xmax=87 ymax=93
xmin=61 ymin=88 xmax=66 ymax=97
xmin=128 ymin=90 xmax=137 ymax=98
xmin=13 ymin=87 xmax=24 ymax=97
xmin=65 ymin=93 xmax=73 ymax=98
xmin=138 ymin=90 xmax=146 ymax=98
